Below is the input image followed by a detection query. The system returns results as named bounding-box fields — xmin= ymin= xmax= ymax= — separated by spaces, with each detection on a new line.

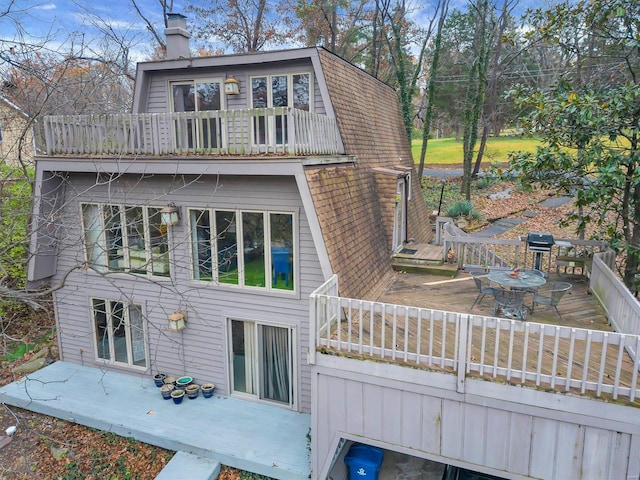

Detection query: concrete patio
xmin=0 ymin=361 xmax=310 ymax=480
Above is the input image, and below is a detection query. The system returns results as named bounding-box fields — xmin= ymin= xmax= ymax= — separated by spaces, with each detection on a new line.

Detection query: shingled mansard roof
xmin=306 ymin=49 xmax=432 ymax=301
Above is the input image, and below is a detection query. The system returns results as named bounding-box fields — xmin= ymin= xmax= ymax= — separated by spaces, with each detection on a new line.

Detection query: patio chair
xmin=532 ymin=282 xmax=573 ymax=319
xmin=272 ymin=247 xmax=292 ymax=286
xmin=493 ymin=289 xmax=528 ymax=320
xmin=470 ymin=271 xmax=500 ymax=310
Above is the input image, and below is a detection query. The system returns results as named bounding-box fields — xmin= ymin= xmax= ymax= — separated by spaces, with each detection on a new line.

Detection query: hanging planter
xmin=168 ymin=311 xmax=186 ymax=332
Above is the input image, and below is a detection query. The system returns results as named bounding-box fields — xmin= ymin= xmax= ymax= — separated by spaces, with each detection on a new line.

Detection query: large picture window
xmin=250 ymin=73 xmax=310 ymax=147
xmin=81 ymin=203 xmax=170 ymax=277
xmin=229 ymin=319 xmax=295 ymax=408
xmin=92 ymin=298 xmax=147 ymax=369
xmin=189 ymin=209 xmax=294 ymax=291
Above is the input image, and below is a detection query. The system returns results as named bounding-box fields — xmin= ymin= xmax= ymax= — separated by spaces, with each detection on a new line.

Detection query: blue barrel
xmin=344 ymin=444 xmax=384 ymax=479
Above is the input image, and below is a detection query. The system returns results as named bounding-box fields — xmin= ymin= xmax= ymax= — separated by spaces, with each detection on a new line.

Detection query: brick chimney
xmin=165 ymin=13 xmax=191 ymax=59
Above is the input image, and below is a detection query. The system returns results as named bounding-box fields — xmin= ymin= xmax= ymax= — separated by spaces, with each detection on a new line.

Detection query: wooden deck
xmin=379 ymin=270 xmax=606 ymax=330
xmin=314 ymin=270 xmax=640 ymax=405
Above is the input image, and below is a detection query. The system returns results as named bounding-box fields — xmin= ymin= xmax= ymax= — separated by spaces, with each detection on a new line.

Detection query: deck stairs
xmin=392 ymin=243 xmax=458 ymax=277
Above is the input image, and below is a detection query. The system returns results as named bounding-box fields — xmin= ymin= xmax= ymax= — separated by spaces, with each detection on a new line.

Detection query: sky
xmin=1 ymin=0 xmax=184 ymax=61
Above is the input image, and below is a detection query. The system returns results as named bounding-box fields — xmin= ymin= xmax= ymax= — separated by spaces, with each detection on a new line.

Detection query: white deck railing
xmin=310 ymin=274 xmax=640 ymax=402
xmin=591 ymin=251 xmax=640 ymax=338
xmin=43 ymin=108 xmax=343 ymax=157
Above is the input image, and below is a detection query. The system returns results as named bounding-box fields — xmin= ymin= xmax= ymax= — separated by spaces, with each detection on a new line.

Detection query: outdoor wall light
xmin=168 ymin=311 xmax=186 ymax=332
xmin=160 ymin=202 xmax=180 ymax=226
xmin=224 ymin=76 xmax=240 ymax=95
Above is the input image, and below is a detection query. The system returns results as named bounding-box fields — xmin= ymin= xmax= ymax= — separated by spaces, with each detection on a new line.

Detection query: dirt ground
xmin=0 ymin=178 xmax=581 ymax=479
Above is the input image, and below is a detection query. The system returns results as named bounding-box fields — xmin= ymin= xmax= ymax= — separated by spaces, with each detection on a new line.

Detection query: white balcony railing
xmin=310 ymin=273 xmax=640 ymax=402
xmin=43 ymin=108 xmax=343 ymax=157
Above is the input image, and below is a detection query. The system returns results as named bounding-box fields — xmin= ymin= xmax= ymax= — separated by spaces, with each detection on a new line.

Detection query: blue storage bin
xmin=344 ymin=444 xmax=384 ymax=479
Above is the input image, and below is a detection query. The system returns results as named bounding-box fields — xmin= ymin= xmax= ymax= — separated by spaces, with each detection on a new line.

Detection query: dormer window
xmin=250 ymin=73 xmax=311 ymax=147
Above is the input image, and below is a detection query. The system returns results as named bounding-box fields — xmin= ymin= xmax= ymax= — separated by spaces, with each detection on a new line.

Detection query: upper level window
xmin=92 ymin=298 xmax=147 ymax=369
xmin=250 ymin=73 xmax=311 ymax=147
xmin=189 ymin=208 xmax=295 ymax=291
xmin=81 ymin=203 xmax=170 ymax=277
xmin=170 ymin=79 xmax=223 ymax=149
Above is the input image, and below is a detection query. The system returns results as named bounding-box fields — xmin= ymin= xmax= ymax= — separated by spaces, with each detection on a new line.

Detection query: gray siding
xmin=52 ymin=173 xmax=323 ymax=413
xmin=312 ymin=356 xmax=640 ymax=479
xmin=145 ymin=59 xmax=326 ymax=115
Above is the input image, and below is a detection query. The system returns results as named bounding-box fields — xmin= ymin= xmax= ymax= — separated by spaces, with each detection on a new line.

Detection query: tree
xmin=186 ymin=0 xmax=294 ymax=53
xmin=417 ymin=0 xmax=449 ymax=179
xmin=507 ymin=0 xmax=640 ymax=294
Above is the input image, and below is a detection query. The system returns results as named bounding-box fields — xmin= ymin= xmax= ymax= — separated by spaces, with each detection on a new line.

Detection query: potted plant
xmin=186 ymin=383 xmax=200 ymax=399
xmin=201 ymin=383 xmax=215 ymax=398
xmin=170 ymin=389 xmax=185 ymax=404
xmin=160 ymin=384 xmax=174 ymax=400
xmin=175 ymin=376 xmax=193 ymax=390
xmin=153 ymin=373 xmax=167 ymax=387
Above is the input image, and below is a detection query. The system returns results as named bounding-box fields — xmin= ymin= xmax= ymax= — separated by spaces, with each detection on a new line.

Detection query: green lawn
xmin=412 ymin=136 xmax=542 ymax=165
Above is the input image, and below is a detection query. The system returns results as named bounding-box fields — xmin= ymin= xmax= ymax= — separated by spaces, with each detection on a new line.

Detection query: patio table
xmin=486 ymin=270 xmax=546 ymax=290
xmin=487 ymin=271 xmax=546 ymax=320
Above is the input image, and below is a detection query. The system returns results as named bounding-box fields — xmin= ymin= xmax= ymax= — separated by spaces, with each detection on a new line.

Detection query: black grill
xmin=526 ymin=232 xmax=555 ymax=252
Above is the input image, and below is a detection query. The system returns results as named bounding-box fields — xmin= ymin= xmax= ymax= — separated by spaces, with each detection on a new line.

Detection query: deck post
xmin=456 ymin=313 xmax=469 ymax=394
xmin=309 ymin=293 xmax=317 ymax=365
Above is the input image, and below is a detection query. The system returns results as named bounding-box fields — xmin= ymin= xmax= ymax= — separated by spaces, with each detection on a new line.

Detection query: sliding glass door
xmin=229 ymin=319 xmax=295 ymax=407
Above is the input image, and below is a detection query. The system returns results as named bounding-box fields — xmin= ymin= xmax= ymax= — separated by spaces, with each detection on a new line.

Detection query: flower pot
xmin=175 ymin=376 xmax=193 ymax=389
xmin=171 ymin=389 xmax=185 ymax=404
xmin=201 ymin=383 xmax=215 ymax=398
xmin=160 ymin=384 xmax=174 ymax=400
xmin=164 ymin=376 xmax=177 ymax=387
xmin=186 ymin=384 xmax=200 ymax=399
xmin=153 ymin=373 xmax=167 ymax=387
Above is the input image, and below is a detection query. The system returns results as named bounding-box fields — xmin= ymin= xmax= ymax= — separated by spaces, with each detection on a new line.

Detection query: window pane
xmin=272 ymin=76 xmax=288 ymax=107
xmin=82 ymin=204 xmax=105 ymax=268
xmin=242 ymin=212 xmax=265 ymax=287
xmin=191 ymin=209 xmax=212 ymax=280
xmin=270 ymin=213 xmax=293 ymax=290
xmin=231 ymin=320 xmax=255 ymax=395
xmin=216 ymin=211 xmax=238 ymax=285
xmin=104 ymin=206 xmax=123 ymax=271
xmin=148 ymin=207 xmax=170 ymax=276
xmin=125 ymin=207 xmax=146 ymax=274
xmin=93 ymin=299 xmax=110 ymax=360
xmin=196 ymin=82 xmax=221 ymax=111
xmin=172 ymin=83 xmax=196 ymax=112
xmin=251 ymin=77 xmax=268 ymax=108
xmin=252 ymin=77 xmax=267 ymax=145
xmin=110 ymin=302 xmax=129 ymax=364
xmin=292 ymin=74 xmax=310 ymax=111
xmin=260 ymin=324 xmax=291 ymax=404
xmin=129 ymin=304 xmax=146 ymax=367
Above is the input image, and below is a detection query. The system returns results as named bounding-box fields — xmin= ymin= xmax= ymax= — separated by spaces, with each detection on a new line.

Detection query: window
xmin=92 ymin=298 xmax=147 ymax=369
xmin=250 ymin=73 xmax=311 ymax=147
xmin=81 ymin=203 xmax=170 ymax=277
xmin=230 ymin=319 xmax=295 ymax=407
xmin=189 ymin=209 xmax=294 ymax=291
xmin=170 ymin=79 xmax=224 ymax=149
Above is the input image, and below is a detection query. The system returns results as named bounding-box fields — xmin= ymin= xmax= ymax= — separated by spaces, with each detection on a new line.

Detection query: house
xmin=25 ymin=14 xmax=640 ymax=480
xmin=0 ymin=95 xmax=35 ymax=166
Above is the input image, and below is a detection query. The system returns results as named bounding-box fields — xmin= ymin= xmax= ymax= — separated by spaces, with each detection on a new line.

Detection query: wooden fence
xmin=310 ymin=274 xmax=640 ymax=402
xmin=43 ymin=108 xmax=342 ymax=157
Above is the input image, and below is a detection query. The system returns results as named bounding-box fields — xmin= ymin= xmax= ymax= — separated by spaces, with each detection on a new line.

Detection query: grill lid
xmin=527 ymin=232 xmax=555 ymax=249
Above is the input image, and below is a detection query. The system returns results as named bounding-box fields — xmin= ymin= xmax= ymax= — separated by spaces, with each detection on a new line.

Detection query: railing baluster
xmin=597 ymin=332 xmax=609 ymax=397
xmin=613 ymin=334 xmax=625 ymax=400
xmin=550 ymin=326 xmax=561 ymax=389
xmin=581 ymin=331 xmax=593 ymax=394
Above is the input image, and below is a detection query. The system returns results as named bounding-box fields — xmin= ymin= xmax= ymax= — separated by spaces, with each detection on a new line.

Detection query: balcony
xmin=43 ymin=108 xmax=343 ymax=157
